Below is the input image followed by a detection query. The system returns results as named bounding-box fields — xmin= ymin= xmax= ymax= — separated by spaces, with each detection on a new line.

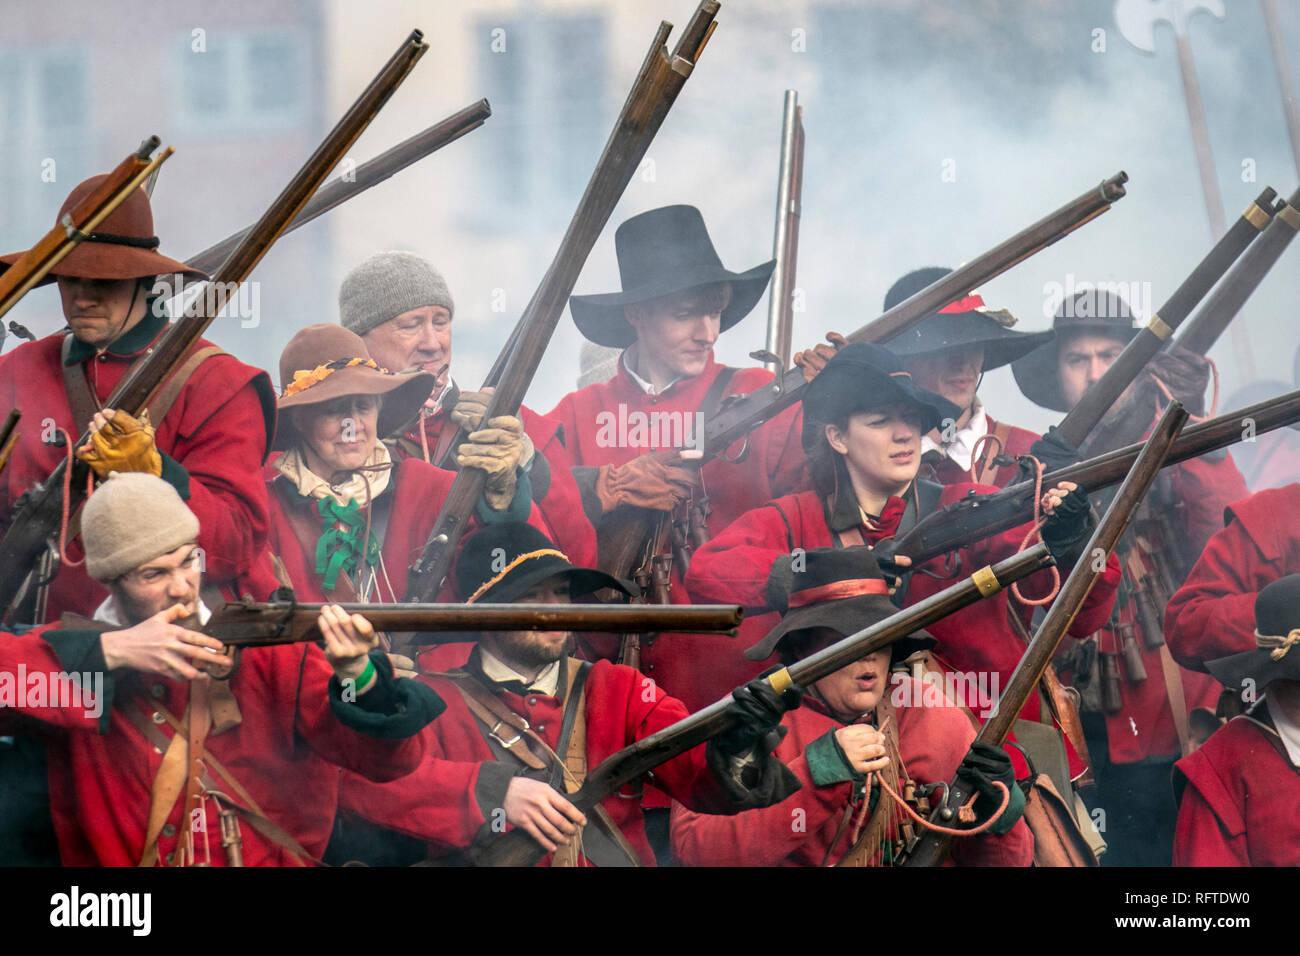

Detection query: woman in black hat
xmin=1173 ymin=575 xmax=1300 ymax=866
xmin=672 ymin=547 xmax=1031 ymax=866
xmin=686 ymin=342 xmax=1119 ymax=781
xmin=334 ymin=522 xmax=801 ymax=867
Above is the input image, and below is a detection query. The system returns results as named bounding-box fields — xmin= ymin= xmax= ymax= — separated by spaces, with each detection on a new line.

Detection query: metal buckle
xmin=488 ymin=718 xmax=524 ymax=749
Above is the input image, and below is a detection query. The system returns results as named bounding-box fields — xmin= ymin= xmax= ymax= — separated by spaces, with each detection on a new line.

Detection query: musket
xmin=0 ymin=138 xmax=172 ymax=321
xmin=0 ymin=410 xmax=19 ymax=475
xmin=759 ymin=90 xmax=804 ymax=372
xmin=900 ymin=402 xmax=1188 ymax=866
xmin=0 ymin=30 xmax=429 ymax=623
xmin=1174 ymin=187 xmax=1300 ymax=357
xmin=1053 ymin=188 xmax=1276 ymax=448
xmin=184 ymin=99 xmax=491 ymax=276
xmin=473 ymin=544 xmax=1055 ymax=866
xmin=872 ymin=386 xmax=1300 ymax=571
xmin=65 ymin=600 xmax=743 ymax=647
xmin=405 ymin=2 xmax=722 ymax=603
xmin=700 ymin=172 xmax=1129 ymax=457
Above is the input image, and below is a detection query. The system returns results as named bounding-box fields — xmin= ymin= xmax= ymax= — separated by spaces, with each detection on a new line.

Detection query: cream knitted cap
xmin=82 ymin=472 xmax=200 ymax=582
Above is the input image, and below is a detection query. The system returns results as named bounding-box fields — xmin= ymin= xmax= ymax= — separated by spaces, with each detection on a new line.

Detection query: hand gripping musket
xmin=472 ymin=545 xmax=1055 ymax=866
xmin=184 ymin=99 xmax=491 ymax=276
xmin=0 ymin=138 xmax=172 ymax=321
xmin=1052 ymin=187 xmax=1277 ymax=449
xmin=758 ymin=90 xmax=804 ymax=372
xmin=900 ymin=402 xmax=1188 ymax=866
xmin=0 ymin=411 xmax=19 ymax=476
xmin=1174 ymin=186 xmax=1300 ymax=357
xmin=871 ymin=387 xmax=1300 ymax=572
xmin=404 ymin=2 xmax=722 ymax=604
xmin=0 ymin=30 xmax=429 ymax=623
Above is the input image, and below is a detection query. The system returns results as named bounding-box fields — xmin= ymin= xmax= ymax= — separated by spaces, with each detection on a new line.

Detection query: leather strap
xmin=973 ymin=421 xmax=1012 ymax=487
xmin=147 ymin=345 xmax=225 ymax=425
xmin=1158 ymin=644 xmax=1193 ymax=758
xmin=60 ymin=336 xmax=103 ymax=434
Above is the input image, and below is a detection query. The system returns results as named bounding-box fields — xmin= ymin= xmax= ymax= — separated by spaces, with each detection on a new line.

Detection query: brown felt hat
xmin=273 ymin=324 xmax=436 ymax=451
xmin=0 ymin=175 xmax=206 ymax=286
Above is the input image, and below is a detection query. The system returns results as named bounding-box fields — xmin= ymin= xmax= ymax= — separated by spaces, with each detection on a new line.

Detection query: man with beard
xmin=1011 ymin=288 xmax=1249 ymax=865
xmin=6 ymin=472 xmax=442 ymax=866
xmin=330 ymin=522 xmax=802 ymax=866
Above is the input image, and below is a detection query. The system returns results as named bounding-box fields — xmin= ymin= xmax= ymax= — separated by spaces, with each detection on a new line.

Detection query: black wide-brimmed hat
xmin=1206 ymin=575 xmax=1300 ymax=693
xmin=801 ymin=342 xmax=961 ymax=451
xmin=882 ymin=267 xmax=1052 ymax=372
xmin=1011 ymin=289 xmax=1141 ymax=413
xmin=746 ymin=548 xmax=935 ymax=662
xmin=569 ymin=205 xmax=775 ymax=348
xmin=455 ymin=523 xmax=633 ymax=605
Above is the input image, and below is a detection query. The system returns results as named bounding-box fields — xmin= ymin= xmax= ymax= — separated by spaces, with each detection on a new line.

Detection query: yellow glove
xmin=449 ymin=389 xmax=493 ymax=432
xmin=457 ymin=415 xmax=531 ymax=511
xmin=77 ymin=408 xmax=162 ymax=479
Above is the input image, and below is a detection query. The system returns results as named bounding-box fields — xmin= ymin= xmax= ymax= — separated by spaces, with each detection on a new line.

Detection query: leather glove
xmin=457 ymin=415 xmax=527 ymax=511
xmin=77 ymin=408 xmax=162 ymax=479
xmin=706 ymin=676 xmax=804 ymax=808
xmin=595 ymin=452 xmax=697 ymax=513
xmin=451 ymin=391 xmax=535 ymax=469
xmin=957 ymin=741 xmax=1026 ymax=835
xmin=792 ymin=332 xmax=849 ymax=383
xmin=1020 ymin=425 xmax=1082 ymax=478
xmin=1042 ymin=486 xmax=1094 ymax=568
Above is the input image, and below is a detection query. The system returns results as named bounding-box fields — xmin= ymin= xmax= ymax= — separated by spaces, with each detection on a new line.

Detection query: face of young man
xmin=483 ymin=574 xmax=573 ymax=673
xmin=825 ymin=404 xmax=924 ymax=499
xmin=904 ymin=347 xmax=984 ymax=415
xmin=57 ymin=276 xmax=150 ymax=349
xmin=624 ymin=285 xmax=731 ymax=383
xmin=1057 ymin=331 xmax=1126 ymax=408
xmin=111 ymin=543 xmax=203 ymax=626
xmin=292 ymin=394 xmax=381 ymax=478
xmin=362 ymin=305 xmax=453 ymax=397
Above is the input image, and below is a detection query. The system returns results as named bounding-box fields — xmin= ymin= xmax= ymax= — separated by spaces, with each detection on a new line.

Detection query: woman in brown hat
xmin=266 ymin=324 xmax=533 ymax=603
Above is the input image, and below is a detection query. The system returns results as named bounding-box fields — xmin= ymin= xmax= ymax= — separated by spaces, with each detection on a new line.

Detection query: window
xmin=172 ymin=28 xmax=309 ymax=134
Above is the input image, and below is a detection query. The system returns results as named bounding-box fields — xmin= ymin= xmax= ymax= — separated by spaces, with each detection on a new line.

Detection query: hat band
xmin=283 ymin=357 xmax=386 ymax=397
xmin=788 ymin=578 xmax=889 ymax=609
xmin=467 ymin=548 xmax=571 ymax=604
xmin=84 ymin=231 xmax=161 ymax=250
xmin=939 ymin=294 xmax=985 ymax=314
xmin=1254 ymin=628 xmax=1300 ymax=661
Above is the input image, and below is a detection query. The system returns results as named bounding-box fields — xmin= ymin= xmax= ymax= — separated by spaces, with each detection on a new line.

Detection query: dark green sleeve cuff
xmin=328 ymin=652 xmax=446 ymax=739
xmin=805 ymin=728 xmax=862 ymax=788
xmin=987 ymin=778 xmax=1027 ymax=836
xmin=475 ymin=469 xmax=533 ymax=525
xmin=41 ymin=629 xmax=115 ymax=734
xmin=159 ymin=452 xmax=191 ymax=500
xmin=474 ymin=760 xmax=520 ymax=824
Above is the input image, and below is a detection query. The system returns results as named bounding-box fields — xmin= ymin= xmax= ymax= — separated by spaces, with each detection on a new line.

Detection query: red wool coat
xmin=1172 ymin=709 xmax=1300 ymax=866
xmin=1164 ymin=483 xmax=1300 ymax=672
xmin=685 ymin=486 xmax=1121 ymax=777
xmin=338 ymin=656 xmax=735 ymax=866
xmin=20 ymin=626 xmax=427 ymax=867
xmin=671 ymin=680 xmax=1033 ymax=866
xmin=0 ymin=319 xmax=275 ymax=620
xmin=0 ymin=630 xmax=106 ymax=736
xmin=546 ymin=354 xmax=810 ymax=711
xmin=921 ymin=414 xmax=1038 ymax=488
xmin=392 ymin=402 xmax=597 ymax=569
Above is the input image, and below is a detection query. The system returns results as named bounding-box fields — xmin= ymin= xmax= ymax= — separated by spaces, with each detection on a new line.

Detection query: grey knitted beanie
xmin=338 ymin=251 xmax=455 ymax=337
xmin=82 ymin=472 xmax=200 ymax=582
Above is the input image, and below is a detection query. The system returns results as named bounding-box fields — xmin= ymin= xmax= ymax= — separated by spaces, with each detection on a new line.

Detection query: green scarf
xmin=315 ymin=497 xmax=381 ymax=590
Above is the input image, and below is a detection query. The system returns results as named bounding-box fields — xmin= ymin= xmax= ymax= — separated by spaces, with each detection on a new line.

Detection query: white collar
xmin=920 ymin=397 xmax=987 ymax=472
xmin=1268 ymin=696 xmax=1300 ymax=768
xmin=93 ymin=596 xmax=212 ymax=628
xmin=478 ymin=646 xmax=561 ymax=696
xmin=621 ymin=344 xmax=684 ymax=396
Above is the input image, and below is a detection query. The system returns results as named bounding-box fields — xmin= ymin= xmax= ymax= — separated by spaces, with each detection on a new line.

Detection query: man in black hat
xmin=1012 ymin=288 xmax=1248 ymax=866
xmin=546 ymin=204 xmax=829 ymax=714
xmin=1173 ymin=574 xmax=1300 ymax=866
xmin=673 ymin=547 xmax=1031 ymax=866
xmin=332 ymin=522 xmax=802 ymax=866
xmin=882 ymin=267 xmax=1053 ymax=488
xmin=0 ymin=176 xmax=278 ymax=621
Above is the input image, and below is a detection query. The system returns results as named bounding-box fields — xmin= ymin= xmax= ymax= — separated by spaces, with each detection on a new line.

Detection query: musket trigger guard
xmin=718 ymin=436 xmax=749 ymax=464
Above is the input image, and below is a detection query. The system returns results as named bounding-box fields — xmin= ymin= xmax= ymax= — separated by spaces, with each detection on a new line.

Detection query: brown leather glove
xmin=457 ymin=415 xmax=530 ymax=510
xmin=792 ymin=332 xmax=848 ymax=382
xmin=451 ymin=389 xmax=535 ymax=470
xmin=76 ymin=408 xmax=162 ymax=479
xmin=595 ymin=451 xmax=697 ymax=513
